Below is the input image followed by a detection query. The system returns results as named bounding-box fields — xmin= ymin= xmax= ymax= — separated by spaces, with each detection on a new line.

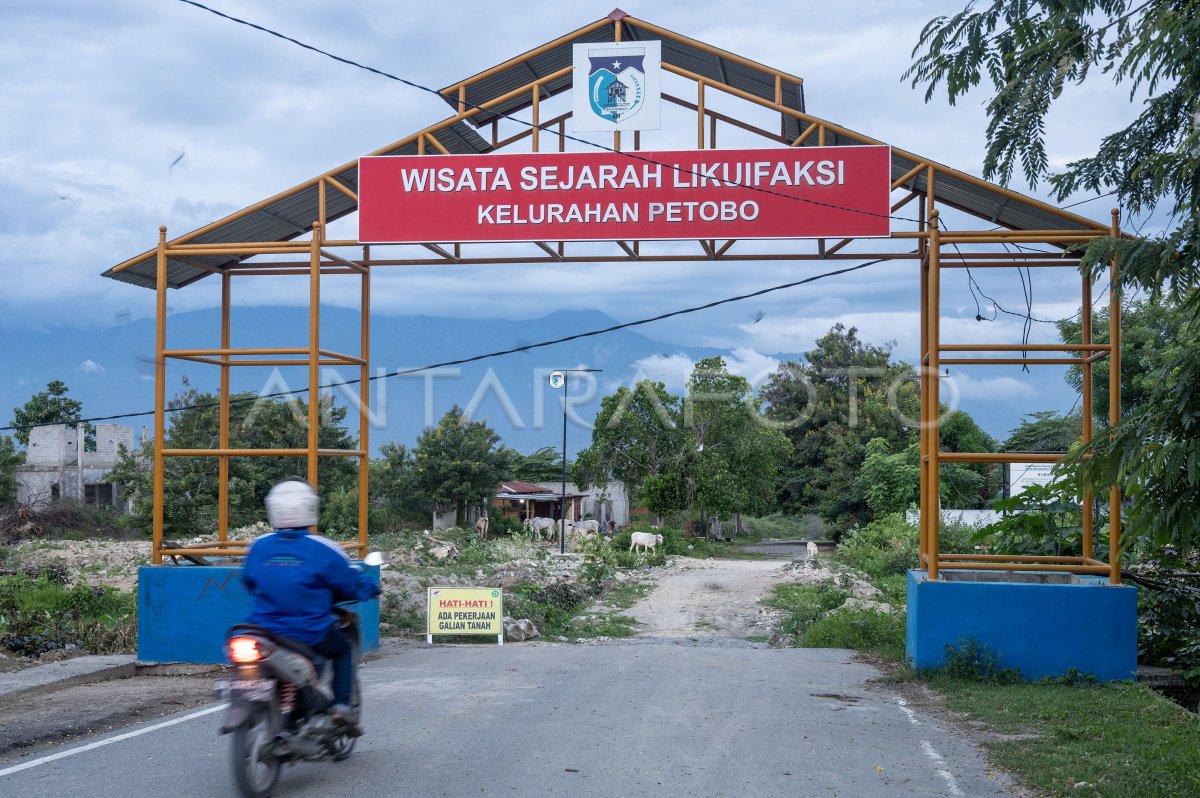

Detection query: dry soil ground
xmin=626 ymin=557 xmax=793 ymax=637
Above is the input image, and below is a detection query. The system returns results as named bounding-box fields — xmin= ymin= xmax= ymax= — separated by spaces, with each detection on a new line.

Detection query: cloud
xmin=79 ymin=359 xmax=106 ymax=374
xmin=0 ymin=0 xmax=1126 ymax=441
xmin=946 ymin=373 xmax=1037 ymax=402
xmin=724 ymin=348 xmax=780 ymax=386
xmin=629 ymin=353 xmax=695 ymax=392
xmin=628 ymin=348 xmax=781 ymax=393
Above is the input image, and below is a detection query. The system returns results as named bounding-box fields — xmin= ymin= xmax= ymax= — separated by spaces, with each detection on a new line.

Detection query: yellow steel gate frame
xmin=110 ymin=12 xmax=1122 ymax=579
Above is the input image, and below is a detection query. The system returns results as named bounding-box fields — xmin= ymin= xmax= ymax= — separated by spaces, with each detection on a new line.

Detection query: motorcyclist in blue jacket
xmin=243 ymin=477 xmax=379 ymax=735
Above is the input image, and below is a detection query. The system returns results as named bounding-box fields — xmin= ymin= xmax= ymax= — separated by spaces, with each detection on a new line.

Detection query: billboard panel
xmin=358 ymin=146 xmax=892 ymax=244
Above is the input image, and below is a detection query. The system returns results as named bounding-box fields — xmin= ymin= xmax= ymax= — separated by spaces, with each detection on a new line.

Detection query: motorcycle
xmin=215 ymin=554 xmax=381 ymax=798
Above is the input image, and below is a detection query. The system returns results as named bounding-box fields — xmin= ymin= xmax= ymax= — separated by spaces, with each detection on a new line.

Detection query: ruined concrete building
xmin=14 ymin=423 xmax=143 ymax=510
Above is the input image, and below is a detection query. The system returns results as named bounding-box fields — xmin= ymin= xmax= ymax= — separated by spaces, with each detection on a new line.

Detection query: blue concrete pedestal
xmin=138 ymin=565 xmax=380 ymax=664
xmin=906 ymin=569 xmax=1137 ymax=681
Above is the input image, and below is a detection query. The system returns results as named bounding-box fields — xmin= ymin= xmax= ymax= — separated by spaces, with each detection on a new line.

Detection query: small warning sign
xmin=427 ymin=587 xmax=504 ymax=639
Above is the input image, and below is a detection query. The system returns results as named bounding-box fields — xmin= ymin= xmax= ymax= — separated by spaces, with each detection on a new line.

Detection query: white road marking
xmin=0 ymin=703 xmax=227 ymax=779
xmin=920 ymin=739 xmax=964 ymax=796
xmin=893 ymin=695 xmax=921 ymax=726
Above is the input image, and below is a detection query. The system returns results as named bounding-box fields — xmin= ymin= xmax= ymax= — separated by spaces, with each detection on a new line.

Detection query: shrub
xmin=972 ymin=478 xmax=1108 ymax=558
xmin=506 ymin=581 xmax=591 ymax=639
xmin=835 ymin=513 xmax=919 ymax=580
xmin=0 ymin=574 xmax=137 ymax=656
xmin=936 ymin=638 xmax=1024 ymax=684
xmin=488 ymin=506 xmax=524 ymax=536
xmin=800 ymin=607 xmax=906 ymax=661
xmin=1132 ymin=547 xmax=1200 ymax=686
xmin=764 ymin=582 xmax=850 ymax=636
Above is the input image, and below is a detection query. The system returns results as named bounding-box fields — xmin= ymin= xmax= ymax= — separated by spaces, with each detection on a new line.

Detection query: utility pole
xmin=549 ymin=368 xmax=601 ymax=554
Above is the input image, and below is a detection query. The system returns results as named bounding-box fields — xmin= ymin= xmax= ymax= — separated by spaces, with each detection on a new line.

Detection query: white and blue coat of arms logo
xmin=587 ymin=47 xmax=647 ymax=124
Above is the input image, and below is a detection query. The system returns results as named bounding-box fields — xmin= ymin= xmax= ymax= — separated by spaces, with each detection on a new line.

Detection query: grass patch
xmin=800 ymin=608 xmax=906 ymax=661
xmin=763 ymin=582 xmax=850 ymax=634
xmin=933 ymin=680 xmax=1200 ymax=797
xmin=575 ymin=613 xmax=638 ymax=639
xmin=604 ymin=580 xmax=653 ymax=610
xmin=0 ymin=574 xmax=137 ymax=656
xmin=815 ymin=519 xmax=1200 ymax=797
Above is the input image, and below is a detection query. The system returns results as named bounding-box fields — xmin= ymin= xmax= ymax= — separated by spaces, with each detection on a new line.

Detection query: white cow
xmin=806 ymin=541 xmax=819 ymax=559
xmin=527 ymin=517 xmax=557 ymax=541
xmin=573 ymin=519 xmax=600 ymax=535
xmin=629 ymin=531 xmax=664 ymax=554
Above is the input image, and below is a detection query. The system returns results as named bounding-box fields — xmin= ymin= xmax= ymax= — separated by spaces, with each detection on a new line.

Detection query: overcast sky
xmin=0 ymin=1 xmax=1163 ymax=437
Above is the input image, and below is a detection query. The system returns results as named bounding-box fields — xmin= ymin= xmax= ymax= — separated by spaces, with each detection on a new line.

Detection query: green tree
xmin=761 ymin=324 xmax=919 ymax=526
xmin=576 ymin=362 xmax=790 ymax=524
xmin=907 ymin=2 xmax=1200 ymax=551
xmin=107 ymin=384 xmax=358 ymax=536
xmin=685 ymin=357 xmax=791 ymax=521
xmin=857 ymin=438 xmax=919 ymax=517
xmin=503 ymin=446 xmax=568 ymax=483
xmin=1057 ymin=296 xmax=1189 ymax=420
xmin=10 ymin=381 xmax=88 ymax=447
xmin=368 ymin=442 xmax=427 ymax=522
xmin=1001 ymin=411 xmax=1082 ymax=453
xmin=856 ymin=411 xmax=999 ymax=517
xmin=1068 ymin=333 xmax=1200 ymax=549
xmin=411 ymin=407 xmax=509 ymax=526
xmin=905 ymin=0 xmax=1199 ymax=289
xmin=0 ymin=434 xmax=23 ymax=507
xmin=573 ymin=380 xmax=686 ymax=506
xmin=941 ymin=409 xmax=1002 ymax=509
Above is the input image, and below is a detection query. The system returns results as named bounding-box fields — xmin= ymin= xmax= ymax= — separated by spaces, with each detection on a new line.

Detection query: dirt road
xmin=625 ymin=557 xmax=793 ymax=638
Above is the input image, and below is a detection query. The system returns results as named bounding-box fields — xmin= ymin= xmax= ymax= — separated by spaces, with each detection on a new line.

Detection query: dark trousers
xmin=311 ymin=624 xmax=353 ymax=708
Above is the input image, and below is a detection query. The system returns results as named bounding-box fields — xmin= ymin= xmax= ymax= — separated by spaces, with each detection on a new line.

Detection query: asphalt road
xmin=0 ymin=640 xmax=1014 ymax=797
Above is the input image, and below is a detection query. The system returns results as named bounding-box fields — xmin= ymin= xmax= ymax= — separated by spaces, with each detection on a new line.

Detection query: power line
xmin=0 ymin=259 xmax=886 ymax=434
xmin=174 ymin=0 xmax=920 ymax=225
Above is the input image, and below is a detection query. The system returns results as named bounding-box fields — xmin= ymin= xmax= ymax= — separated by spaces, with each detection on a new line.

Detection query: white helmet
xmin=265 ymin=477 xmax=319 ymax=529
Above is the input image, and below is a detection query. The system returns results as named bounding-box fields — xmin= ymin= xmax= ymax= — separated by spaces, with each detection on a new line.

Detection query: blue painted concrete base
xmin=906 ymin=570 xmax=1137 ymax=681
xmin=138 ymin=565 xmax=380 ymax=664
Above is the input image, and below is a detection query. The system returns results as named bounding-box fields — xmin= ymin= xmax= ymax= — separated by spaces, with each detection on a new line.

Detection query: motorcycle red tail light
xmin=228 ymin=636 xmax=263 ymax=663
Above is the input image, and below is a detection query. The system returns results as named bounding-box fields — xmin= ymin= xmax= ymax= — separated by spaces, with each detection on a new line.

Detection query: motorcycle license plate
xmin=213 ymin=678 xmax=275 ymax=702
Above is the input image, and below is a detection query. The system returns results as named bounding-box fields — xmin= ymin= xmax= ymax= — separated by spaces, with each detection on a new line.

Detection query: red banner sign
xmin=358 ymin=145 xmax=891 ymax=244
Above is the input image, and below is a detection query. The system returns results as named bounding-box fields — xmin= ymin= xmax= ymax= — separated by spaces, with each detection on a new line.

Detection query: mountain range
xmin=1 ymin=306 xmax=733 ymax=456
xmin=1 ymin=306 xmax=1042 ymax=453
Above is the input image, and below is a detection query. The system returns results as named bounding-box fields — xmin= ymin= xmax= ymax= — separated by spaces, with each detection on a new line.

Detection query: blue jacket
xmin=243 ymin=528 xmax=380 ymax=646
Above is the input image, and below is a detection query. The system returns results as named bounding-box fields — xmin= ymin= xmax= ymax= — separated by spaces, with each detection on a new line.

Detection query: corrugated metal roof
xmin=104 ymin=14 xmax=1103 ymax=292
xmin=499 ymin=480 xmax=550 ymax=494
xmin=440 ymin=15 xmax=805 ymax=128
xmin=103 ymin=122 xmax=491 ymax=290
xmin=881 ymin=149 xmax=1099 ymax=233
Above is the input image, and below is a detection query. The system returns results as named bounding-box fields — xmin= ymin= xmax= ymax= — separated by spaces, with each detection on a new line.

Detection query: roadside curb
xmin=0 ymin=655 xmax=137 ymax=701
xmin=135 ymin=662 xmax=226 ymax=676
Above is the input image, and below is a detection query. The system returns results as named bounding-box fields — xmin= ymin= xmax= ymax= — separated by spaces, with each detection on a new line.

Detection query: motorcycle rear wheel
xmin=232 ymin=706 xmax=281 ymax=798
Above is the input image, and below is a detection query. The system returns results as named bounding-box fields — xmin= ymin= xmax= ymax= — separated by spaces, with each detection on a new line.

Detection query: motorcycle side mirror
xmin=363 ymin=551 xmax=384 ymax=567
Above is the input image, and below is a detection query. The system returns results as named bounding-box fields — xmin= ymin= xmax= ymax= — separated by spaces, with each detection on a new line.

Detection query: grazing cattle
xmin=629 ymin=531 xmax=664 ymax=554
xmin=475 ymin=516 xmax=489 ymax=540
xmin=574 ymin=519 xmax=600 ymax=535
xmin=806 ymin=541 xmax=819 ymax=559
xmin=529 ymin=517 xmax=557 ymax=541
